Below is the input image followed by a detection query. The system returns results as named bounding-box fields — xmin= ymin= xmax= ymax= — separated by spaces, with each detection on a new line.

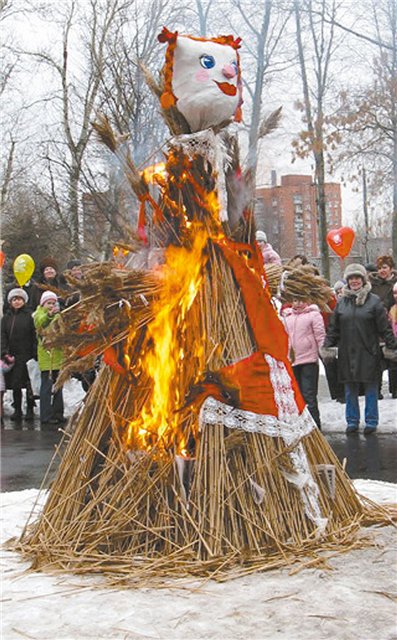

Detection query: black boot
xmin=10 ymin=411 xmax=22 ymax=429
xmin=25 ymin=406 xmax=35 ymax=429
xmin=25 ymin=405 xmax=35 ymax=421
xmin=11 ymin=390 xmax=23 ymax=428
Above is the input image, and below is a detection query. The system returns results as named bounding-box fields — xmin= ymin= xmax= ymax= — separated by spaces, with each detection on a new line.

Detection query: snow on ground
xmin=316 ymin=364 xmax=397 ymax=434
xmin=1 ymin=370 xmax=396 ymax=639
xmin=1 ymin=483 xmax=396 ymax=640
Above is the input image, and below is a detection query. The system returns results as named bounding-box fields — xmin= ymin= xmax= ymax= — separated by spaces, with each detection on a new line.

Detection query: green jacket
xmin=33 ymin=306 xmax=64 ymax=372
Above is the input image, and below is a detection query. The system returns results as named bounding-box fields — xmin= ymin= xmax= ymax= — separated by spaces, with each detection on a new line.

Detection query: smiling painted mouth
xmin=214 ymin=81 xmax=237 ymax=96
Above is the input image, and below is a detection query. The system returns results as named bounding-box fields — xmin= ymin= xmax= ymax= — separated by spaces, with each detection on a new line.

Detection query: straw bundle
xmin=11 ymin=43 xmax=393 ymax=587
xmin=14 ymin=218 xmax=385 ymax=586
xmin=265 ymin=263 xmax=333 ymax=311
xmin=43 ymin=262 xmax=161 ymax=385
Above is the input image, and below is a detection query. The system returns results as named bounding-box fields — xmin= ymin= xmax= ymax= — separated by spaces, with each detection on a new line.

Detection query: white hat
xmin=333 ymin=280 xmax=345 ymax=292
xmin=7 ymin=288 xmax=28 ymax=304
xmin=256 ymin=230 xmax=267 ymax=243
xmin=40 ymin=290 xmax=58 ymax=305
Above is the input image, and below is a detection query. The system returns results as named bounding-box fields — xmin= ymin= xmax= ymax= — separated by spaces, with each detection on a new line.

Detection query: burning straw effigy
xmin=13 ymin=28 xmax=393 ymax=587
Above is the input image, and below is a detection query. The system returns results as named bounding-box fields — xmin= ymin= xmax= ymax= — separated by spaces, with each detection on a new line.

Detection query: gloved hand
xmin=319 ymin=346 xmax=338 ymax=363
xmin=382 ymin=346 xmax=397 ymax=362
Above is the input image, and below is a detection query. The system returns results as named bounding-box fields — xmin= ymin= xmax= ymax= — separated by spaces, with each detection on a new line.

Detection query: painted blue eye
xmin=200 ymin=54 xmax=215 ymax=69
xmin=231 ymin=61 xmax=238 ymax=74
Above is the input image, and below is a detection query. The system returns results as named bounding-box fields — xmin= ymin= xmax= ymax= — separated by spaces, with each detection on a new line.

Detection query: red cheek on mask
xmin=195 ymin=69 xmax=210 ymax=83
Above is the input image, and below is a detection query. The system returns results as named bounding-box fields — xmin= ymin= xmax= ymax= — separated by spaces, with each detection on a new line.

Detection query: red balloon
xmin=326 ymin=227 xmax=355 ymax=259
xmin=0 ymin=250 xmax=5 ymax=268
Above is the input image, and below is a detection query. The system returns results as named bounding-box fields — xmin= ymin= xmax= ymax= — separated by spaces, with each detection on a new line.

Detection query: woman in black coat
xmin=321 ymin=263 xmax=397 ymax=435
xmin=1 ymin=288 xmax=37 ymax=426
xmin=30 ymin=256 xmax=64 ymax=312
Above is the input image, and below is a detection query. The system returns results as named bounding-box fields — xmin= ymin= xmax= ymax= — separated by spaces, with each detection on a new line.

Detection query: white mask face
xmin=172 ymin=36 xmax=241 ymax=132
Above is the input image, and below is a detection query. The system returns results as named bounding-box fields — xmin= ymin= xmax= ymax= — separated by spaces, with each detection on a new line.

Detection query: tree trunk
xmin=69 ymin=168 xmax=81 ymax=257
xmin=294 ymin=0 xmax=332 ymax=279
xmin=0 ymin=139 xmax=15 ymax=211
xmin=314 ymin=149 xmax=330 ymax=280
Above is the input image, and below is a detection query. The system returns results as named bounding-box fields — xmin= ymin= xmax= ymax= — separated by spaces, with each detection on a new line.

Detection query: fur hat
xmin=40 ymin=290 xmax=58 ymax=306
xmin=7 ymin=288 xmax=28 ymax=304
xmin=344 ymin=263 xmax=367 ymax=282
xmin=40 ymin=256 xmax=58 ymax=274
xmin=256 ymin=230 xmax=267 ymax=243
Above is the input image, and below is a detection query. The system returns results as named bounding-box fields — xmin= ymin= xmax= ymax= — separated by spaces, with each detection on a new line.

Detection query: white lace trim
xmin=199 ymin=355 xmax=327 ymax=534
xmin=200 ymin=396 xmax=314 ymax=445
xmin=264 ymin=354 xmax=301 ymax=424
xmin=266 ymin=355 xmax=327 ymax=532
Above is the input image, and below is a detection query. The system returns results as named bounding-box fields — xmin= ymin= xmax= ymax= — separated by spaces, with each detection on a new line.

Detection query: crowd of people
xmin=252 ymin=229 xmax=397 ymax=435
xmin=1 ymin=257 xmax=85 ymax=429
xmin=1 ymin=243 xmax=397 ymax=436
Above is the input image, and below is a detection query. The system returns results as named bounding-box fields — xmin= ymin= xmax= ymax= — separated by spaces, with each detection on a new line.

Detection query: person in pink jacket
xmin=255 ymin=230 xmax=282 ymax=265
xmin=282 ymin=300 xmax=326 ymax=428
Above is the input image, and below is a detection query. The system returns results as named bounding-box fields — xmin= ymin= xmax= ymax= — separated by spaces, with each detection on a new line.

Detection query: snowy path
xmin=1 ymin=482 xmax=396 ymax=640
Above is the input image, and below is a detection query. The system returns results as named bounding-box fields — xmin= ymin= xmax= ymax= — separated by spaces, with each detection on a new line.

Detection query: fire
xmin=125 ymin=224 xmax=209 ymax=455
xmin=141 ymin=162 xmax=167 ymax=185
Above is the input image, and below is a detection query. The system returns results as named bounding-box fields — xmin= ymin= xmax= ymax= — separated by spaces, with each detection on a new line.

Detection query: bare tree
xmin=2 ymin=178 xmax=71 ymax=279
xmin=84 ymin=0 xmax=180 ymax=258
xmin=24 ymin=0 xmax=132 ymax=256
xmin=0 ymin=1 xmax=21 ymax=210
xmin=194 ymin=0 xmax=214 ymax=36
xmin=329 ymin=0 xmax=397 ymax=255
xmin=293 ymin=0 xmax=343 ymax=279
xmin=209 ymin=0 xmax=290 ymax=235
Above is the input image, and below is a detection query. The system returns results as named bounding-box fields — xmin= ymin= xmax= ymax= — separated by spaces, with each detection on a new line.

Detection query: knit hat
xmin=256 ymin=230 xmax=267 ymax=243
xmin=333 ymin=280 xmax=345 ymax=292
xmin=40 ymin=256 xmax=58 ymax=274
xmin=7 ymin=288 xmax=28 ymax=304
xmin=343 ymin=263 xmax=367 ymax=282
xmin=40 ymin=290 xmax=58 ymax=305
xmin=66 ymin=259 xmax=82 ymax=270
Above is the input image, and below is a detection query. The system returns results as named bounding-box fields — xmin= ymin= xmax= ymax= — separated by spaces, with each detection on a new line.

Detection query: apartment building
xmin=255 ymin=173 xmax=342 ymax=260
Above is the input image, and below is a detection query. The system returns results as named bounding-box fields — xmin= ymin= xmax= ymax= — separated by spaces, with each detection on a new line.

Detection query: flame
xmin=125 ymin=224 xmax=209 ymax=455
xmin=141 ymin=162 xmax=167 ymax=185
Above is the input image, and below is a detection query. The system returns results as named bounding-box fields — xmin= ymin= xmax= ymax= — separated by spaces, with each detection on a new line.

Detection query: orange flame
xmin=125 ymin=225 xmax=209 ymax=455
xmin=141 ymin=162 xmax=167 ymax=186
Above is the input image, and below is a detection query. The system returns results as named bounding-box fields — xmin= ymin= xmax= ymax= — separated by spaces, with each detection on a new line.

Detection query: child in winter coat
xmin=0 ymin=354 xmax=15 ymax=427
xmin=282 ymin=299 xmax=326 ymax=429
xmin=255 ymin=230 xmax=282 ymax=265
xmin=33 ymin=291 xmax=65 ymax=429
xmin=1 ymin=288 xmax=37 ymax=426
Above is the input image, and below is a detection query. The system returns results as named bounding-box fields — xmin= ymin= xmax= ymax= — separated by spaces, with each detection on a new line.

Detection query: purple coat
xmin=282 ymin=304 xmax=326 ymax=365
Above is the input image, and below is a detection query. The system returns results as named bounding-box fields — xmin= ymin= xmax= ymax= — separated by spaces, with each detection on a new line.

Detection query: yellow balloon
xmin=13 ymin=254 xmax=35 ymax=286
